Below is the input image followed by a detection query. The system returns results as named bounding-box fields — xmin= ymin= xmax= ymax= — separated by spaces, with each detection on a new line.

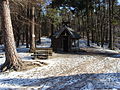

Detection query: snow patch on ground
xmin=79 ymin=39 xmax=120 ymax=53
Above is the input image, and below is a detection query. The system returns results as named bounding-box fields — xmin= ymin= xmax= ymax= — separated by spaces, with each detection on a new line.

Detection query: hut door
xmin=63 ymin=36 xmax=69 ymax=52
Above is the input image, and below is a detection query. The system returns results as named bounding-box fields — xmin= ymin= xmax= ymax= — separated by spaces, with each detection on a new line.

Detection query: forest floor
xmin=0 ymin=38 xmax=120 ymax=90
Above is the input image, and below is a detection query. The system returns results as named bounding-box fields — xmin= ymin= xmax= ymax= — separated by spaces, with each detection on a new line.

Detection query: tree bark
xmin=0 ymin=0 xmax=23 ymax=71
xmin=22 ymin=31 xmax=25 ymax=45
xmin=86 ymin=0 xmax=90 ymax=46
xmin=30 ymin=6 xmax=35 ymax=52
xmin=25 ymin=3 xmax=30 ymax=48
xmin=108 ymin=0 xmax=114 ymax=50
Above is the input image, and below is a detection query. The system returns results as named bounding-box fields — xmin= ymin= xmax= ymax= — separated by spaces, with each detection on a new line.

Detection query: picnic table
xmin=31 ymin=48 xmax=53 ymax=59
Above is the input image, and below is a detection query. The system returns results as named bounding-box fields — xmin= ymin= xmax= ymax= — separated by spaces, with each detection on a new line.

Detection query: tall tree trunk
xmin=22 ymin=31 xmax=25 ymax=45
xmin=25 ymin=4 xmax=29 ymax=48
xmin=50 ymin=4 xmax=54 ymax=48
xmin=25 ymin=25 xmax=29 ymax=48
xmin=108 ymin=0 xmax=114 ymax=49
xmin=94 ymin=1 xmax=99 ymax=46
xmin=90 ymin=9 xmax=95 ymax=43
xmin=38 ymin=10 xmax=41 ymax=44
xmin=81 ymin=14 xmax=85 ymax=38
xmin=86 ymin=0 xmax=90 ymax=46
xmin=16 ymin=27 xmax=20 ymax=47
xmin=30 ymin=6 xmax=35 ymax=52
xmin=38 ymin=24 xmax=41 ymax=44
xmin=0 ymin=0 xmax=22 ymax=71
xmin=101 ymin=0 xmax=106 ymax=47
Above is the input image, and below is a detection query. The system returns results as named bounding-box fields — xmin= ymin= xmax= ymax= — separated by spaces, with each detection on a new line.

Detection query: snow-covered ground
xmin=0 ymin=37 xmax=120 ymax=90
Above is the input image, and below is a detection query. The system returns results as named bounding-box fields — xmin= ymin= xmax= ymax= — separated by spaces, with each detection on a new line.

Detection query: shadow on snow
xmin=56 ymin=47 xmax=120 ymax=58
xmin=0 ymin=73 xmax=120 ymax=89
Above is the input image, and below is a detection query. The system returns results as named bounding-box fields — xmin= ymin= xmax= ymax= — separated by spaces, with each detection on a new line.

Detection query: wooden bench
xmin=31 ymin=48 xmax=53 ymax=59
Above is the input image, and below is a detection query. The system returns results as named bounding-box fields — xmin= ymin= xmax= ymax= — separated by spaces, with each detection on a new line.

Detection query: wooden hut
xmin=52 ymin=26 xmax=81 ymax=52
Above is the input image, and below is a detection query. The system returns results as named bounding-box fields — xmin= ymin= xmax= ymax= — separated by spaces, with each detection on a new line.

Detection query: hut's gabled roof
xmin=53 ymin=26 xmax=81 ymax=39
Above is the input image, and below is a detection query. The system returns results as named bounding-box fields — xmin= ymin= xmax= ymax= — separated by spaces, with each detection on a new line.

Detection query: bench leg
xmin=32 ymin=55 xmax=37 ymax=59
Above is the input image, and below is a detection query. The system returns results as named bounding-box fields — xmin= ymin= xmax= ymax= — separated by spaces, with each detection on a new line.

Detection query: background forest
xmin=0 ymin=0 xmax=120 ymax=50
